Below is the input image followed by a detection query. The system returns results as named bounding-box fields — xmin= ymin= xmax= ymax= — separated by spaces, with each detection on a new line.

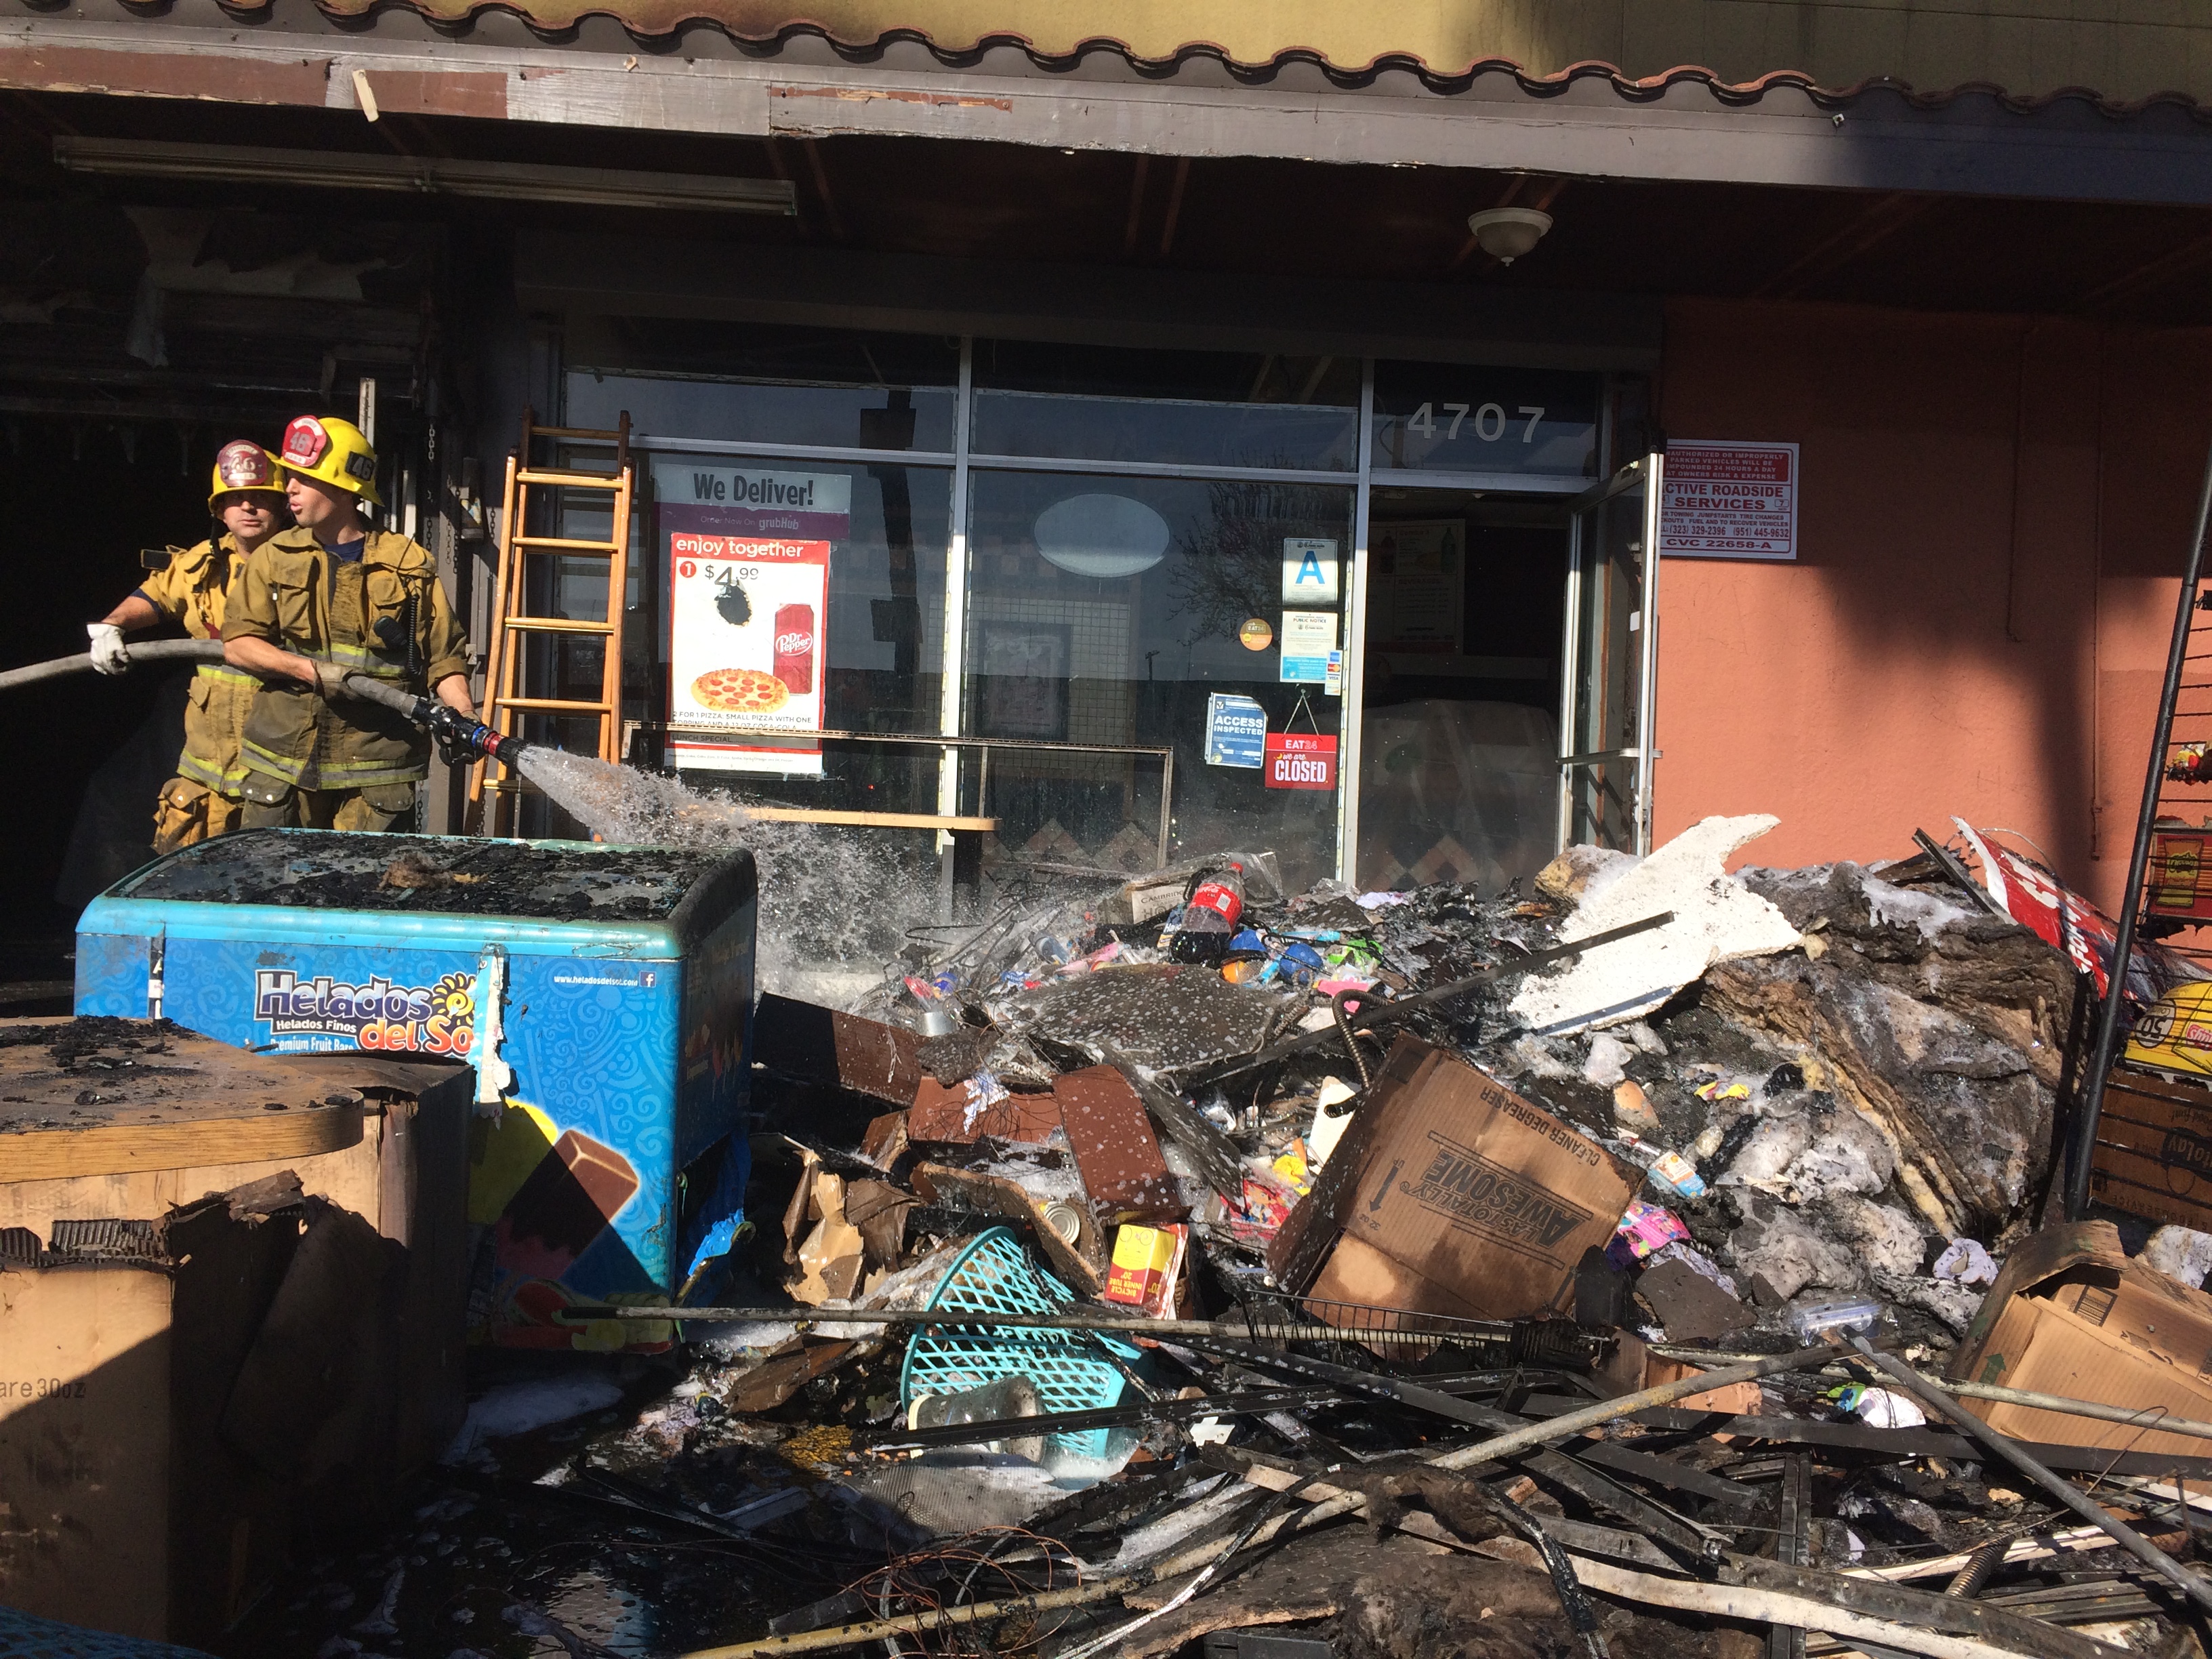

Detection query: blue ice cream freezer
xmin=75 ymin=828 xmax=756 ymax=1351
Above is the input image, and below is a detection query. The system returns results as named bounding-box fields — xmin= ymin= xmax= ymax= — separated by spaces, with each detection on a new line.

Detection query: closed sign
xmin=1264 ymin=732 xmax=1338 ymax=790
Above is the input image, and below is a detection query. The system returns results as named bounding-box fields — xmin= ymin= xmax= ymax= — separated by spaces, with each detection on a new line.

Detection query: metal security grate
xmin=2068 ymin=437 xmax=2212 ymax=1220
xmin=47 ymin=1218 xmax=161 ymax=1261
xmin=2144 ymin=590 xmax=2212 ymax=943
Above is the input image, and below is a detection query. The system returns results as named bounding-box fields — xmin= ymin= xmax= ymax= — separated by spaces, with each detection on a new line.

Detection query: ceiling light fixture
xmin=1465 ymin=207 xmax=1553 ymax=265
xmin=1033 ymin=493 xmax=1171 ymax=580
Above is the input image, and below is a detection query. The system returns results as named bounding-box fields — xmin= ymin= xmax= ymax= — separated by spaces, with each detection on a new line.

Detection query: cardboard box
xmin=0 ymin=1020 xmax=470 ymax=1647
xmin=909 ymin=1162 xmax=1109 ymax=1297
xmin=909 ymin=1076 xmax=1062 ymax=1145
xmin=2089 ymin=1063 xmax=2212 ymax=1229
xmin=1305 ymin=1233 xmax=1488 ymax=1324
xmin=1596 ymin=1333 xmax=1763 ymax=1418
xmin=1268 ymin=1037 xmax=1633 ymax=1321
xmin=1055 ymin=1065 xmax=1183 ymax=1221
xmin=1 ymin=1166 xmax=468 ymax=1645
xmin=1947 ymin=1220 xmax=2212 ymax=1460
xmin=753 ymin=992 xmax=923 ymax=1105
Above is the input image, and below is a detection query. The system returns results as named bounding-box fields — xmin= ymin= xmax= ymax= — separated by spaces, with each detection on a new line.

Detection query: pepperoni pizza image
xmin=689 ymin=667 xmax=792 ymax=715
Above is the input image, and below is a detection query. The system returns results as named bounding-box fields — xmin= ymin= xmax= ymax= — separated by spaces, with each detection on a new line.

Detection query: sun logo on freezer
xmin=432 ymin=971 xmax=476 ymax=1023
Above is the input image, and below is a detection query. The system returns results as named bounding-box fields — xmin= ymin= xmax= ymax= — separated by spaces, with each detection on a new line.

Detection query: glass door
xmin=1559 ymin=453 xmax=1662 ymax=853
xmin=1354 ymin=491 xmax=1570 ymax=893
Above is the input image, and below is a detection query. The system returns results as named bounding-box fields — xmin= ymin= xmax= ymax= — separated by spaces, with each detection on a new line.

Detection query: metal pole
xmin=1634 ymin=452 xmax=1664 ymax=857
xmin=2066 ymin=432 xmax=2212 ymax=1219
xmin=1336 ymin=357 xmax=1375 ymax=886
xmin=1559 ymin=495 xmax=1585 ymax=853
xmin=936 ymin=337 xmax=975 ymax=918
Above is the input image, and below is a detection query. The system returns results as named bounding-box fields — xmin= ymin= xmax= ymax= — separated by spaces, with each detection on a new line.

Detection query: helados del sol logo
xmin=253 ymin=967 xmax=476 ymax=1054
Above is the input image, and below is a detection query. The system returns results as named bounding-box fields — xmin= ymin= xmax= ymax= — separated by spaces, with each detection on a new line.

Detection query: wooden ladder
xmin=466 ymin=409 xmax=634 ymax=835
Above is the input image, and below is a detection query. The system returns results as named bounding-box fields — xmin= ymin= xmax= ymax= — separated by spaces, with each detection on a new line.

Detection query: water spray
xmin=0 ymin=638 xmax=931 ymax=998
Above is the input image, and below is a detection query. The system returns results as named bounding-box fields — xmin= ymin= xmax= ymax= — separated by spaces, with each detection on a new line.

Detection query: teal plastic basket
xmin=899 ymin=1227 xmax=1129 ymax=1460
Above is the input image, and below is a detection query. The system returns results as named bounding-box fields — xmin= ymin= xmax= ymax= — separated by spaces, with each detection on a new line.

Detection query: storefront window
xmin=971 ymin=341 xmax=1359 ymax=471
xmin=546 ymin=365 xmax=952 ymax=824
xmin=1371 ymin=362 xmax=1599 ymax=478
xmin=569 ymin=320 xmax=960 ymax=453
xmin=964 ymin=468 xmax=1351 ymax=893
xmin=537 ymin=329 xmax=1647 ymax=887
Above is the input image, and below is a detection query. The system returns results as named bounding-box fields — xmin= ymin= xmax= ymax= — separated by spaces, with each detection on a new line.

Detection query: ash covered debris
xmin=59 ymin=817 xmax=2212 ymax=1659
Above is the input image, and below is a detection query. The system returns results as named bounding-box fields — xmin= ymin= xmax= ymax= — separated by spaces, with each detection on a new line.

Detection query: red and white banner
xmin=1956 ymin=819 xmax=2205 ymax=1005
xmin=1264 ymin=731 xmax=1337 ymax=791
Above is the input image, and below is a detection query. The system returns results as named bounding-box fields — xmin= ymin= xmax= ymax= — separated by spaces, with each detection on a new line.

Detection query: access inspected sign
xmin=1658 ymin=441 xmax=1799 ymax=562
xmin=1204 ymin=693 xmax=1266 ymax=769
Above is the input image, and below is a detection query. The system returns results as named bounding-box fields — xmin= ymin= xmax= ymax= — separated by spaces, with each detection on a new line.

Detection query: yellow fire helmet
xmin=278 ymin=413 xmax=384 ymax=508
xmin=209 ymin=439 xmax=286 ymax=510
xmin=2125 ymin=979 xmax=2212 ymax=1079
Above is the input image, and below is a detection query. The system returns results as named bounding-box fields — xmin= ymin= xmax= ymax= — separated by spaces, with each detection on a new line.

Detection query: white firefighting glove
xmin=86 ymin=622 xmax=129 ymax=676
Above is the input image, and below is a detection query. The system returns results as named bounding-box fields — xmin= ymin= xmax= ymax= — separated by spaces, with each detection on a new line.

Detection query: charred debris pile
xmin=301 ymin=815 xmax=2212 ymax=1659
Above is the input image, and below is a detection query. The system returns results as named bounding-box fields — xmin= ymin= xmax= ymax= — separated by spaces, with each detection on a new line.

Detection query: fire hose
xmin=0 ymin=638 xmax=525 ymax=769
xmin=0 ymin=636 xmax=228 ymax=692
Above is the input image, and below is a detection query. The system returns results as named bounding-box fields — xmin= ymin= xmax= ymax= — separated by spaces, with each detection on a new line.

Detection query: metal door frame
xmin=1557 ymin=452 xmax=1664 ymax=855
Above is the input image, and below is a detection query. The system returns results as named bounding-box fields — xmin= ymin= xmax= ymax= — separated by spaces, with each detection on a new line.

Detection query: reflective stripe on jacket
xmin=228 ymin=527 xmax=468 ymax=790
xmin=140 ymin=533 xmax=258 ymax=797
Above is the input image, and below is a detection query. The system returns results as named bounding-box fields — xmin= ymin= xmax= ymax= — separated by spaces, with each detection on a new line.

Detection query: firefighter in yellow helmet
xmin=224 ymin=415 xmax=475 ymax=831
xmin=88 ymin=440 xmax=291 ymax=854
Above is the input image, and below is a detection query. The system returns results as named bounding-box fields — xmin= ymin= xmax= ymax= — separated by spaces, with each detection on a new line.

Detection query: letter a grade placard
xmin=1281 ymin=537 xmax=1340 ymax=605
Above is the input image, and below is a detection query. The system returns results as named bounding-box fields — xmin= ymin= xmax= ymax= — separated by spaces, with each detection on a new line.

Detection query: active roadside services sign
xmin=1658 ymin=441 xmax=1798 ymax=561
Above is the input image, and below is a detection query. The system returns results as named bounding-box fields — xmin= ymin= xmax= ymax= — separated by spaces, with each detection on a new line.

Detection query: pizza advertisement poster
xmin=665 ymin=530 xmax=830 ymax=777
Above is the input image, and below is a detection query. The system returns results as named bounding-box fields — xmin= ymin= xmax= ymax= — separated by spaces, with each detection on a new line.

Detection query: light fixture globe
xmin=1466 ymin=206 xmax=1553 ymax=264
xmin=1033 ymin=492 xmax=1172 ymax=579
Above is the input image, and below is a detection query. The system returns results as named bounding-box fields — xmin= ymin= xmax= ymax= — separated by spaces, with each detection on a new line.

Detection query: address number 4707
xmin=1403 ymin=403 xmax=1546 ymax=443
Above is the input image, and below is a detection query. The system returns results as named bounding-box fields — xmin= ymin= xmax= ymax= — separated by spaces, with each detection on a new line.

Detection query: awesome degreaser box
xmin=1269 ymin=1036 xmax=1633 ymax=1322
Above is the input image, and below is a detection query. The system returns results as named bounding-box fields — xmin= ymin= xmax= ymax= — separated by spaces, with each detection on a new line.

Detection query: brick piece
xmin=909 ymin=1078 xmax=1061 ymax=1145
xmin=753 ymin=993 xmax=924 ymax=1105
xmin=1053 ymin=1065 xmax=1184 ymax=1220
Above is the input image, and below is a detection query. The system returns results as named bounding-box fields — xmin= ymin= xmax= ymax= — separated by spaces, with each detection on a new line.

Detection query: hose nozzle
xmin=424 ymin=708 xmax=529 ymax=774
xmin=340 ymin=671 xmax=529 ymax=770
xmin=428 ymin=703 xmax=529 ymax=769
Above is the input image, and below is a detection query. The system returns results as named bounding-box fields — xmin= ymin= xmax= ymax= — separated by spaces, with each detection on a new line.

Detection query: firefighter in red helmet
xmin=224 ymin=415 xmax=474 ymax=831
xmin=87 ymin=439 xmax=291 ymax=853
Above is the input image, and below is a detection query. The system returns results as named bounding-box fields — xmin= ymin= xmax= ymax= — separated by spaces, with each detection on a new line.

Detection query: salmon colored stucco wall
xmin=1652 ymin=301 xmax=2212 ymax=915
